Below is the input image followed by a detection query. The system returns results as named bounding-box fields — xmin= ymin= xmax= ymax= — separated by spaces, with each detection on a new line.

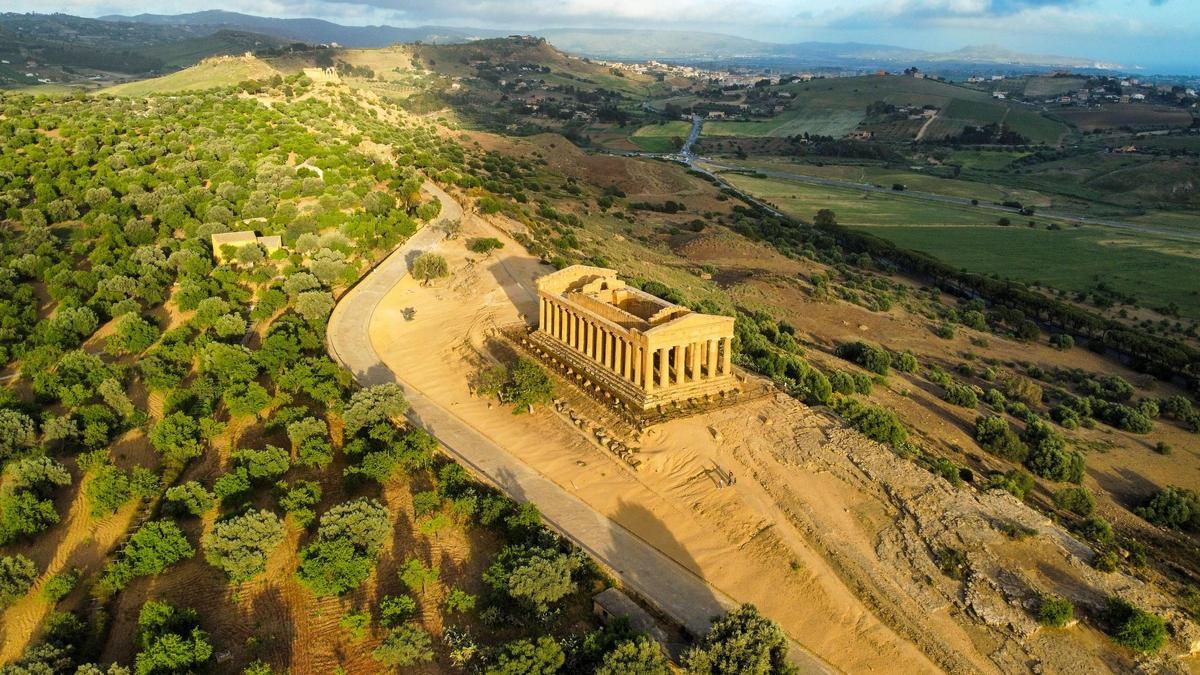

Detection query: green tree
xmin=164 ymin=482 xmax=214 ymax=517
xmin=294 ymin=290 xmax=334 ymax=326
xmin=398 ymin=558 xmax=440 ymax=596
xmin=682 ymin=604 xmax=794 ymax=675
xmin=484 ymin=545 xmax=579 ymax=614
xmin=597 ymin=636 xmax=669 ymax=675
xmin=203 ymin=509 xmax=285 ymax=582
xmin=0 ymin=554 xmax=37 ymax=607
xmin=486 ymin=636 xmax=564 ymax=675
xmin=134 ymin=601 xmax=214 ymax=675
xmin=411 ymin=252 xmax=449 ymax=285
xmin=379 ymin=594 xmax=418 ymax=627
xmin=101 ymin=520 xmax=194 ymax=593
xmin=296 ymin=498 xmax=391 ymax=596
xmin=1137 ymin=487 xmax=1200 ymax=531
xmin=343 ymin=384 xmax=409 ymax=437
xmin=373 ymin=625 xmax=434 ymax=668
xmin=1054 ymin=486 xmax=1096 ymax=517
xmin=505 ymin=357 xmax=554 ymax=414
xmin=149 ymin=412 xmax=203 ymax=466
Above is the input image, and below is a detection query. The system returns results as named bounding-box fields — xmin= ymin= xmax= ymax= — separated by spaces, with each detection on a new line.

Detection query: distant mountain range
xmin=95 ymin=11 xmax=1117 ymax=71
xmin=96 ymin=11 xmax=1123 ymax=70
xmin=1 ymin=9 xmax=1119 ymax=76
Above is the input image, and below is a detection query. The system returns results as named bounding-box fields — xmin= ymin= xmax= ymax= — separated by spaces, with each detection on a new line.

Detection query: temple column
xmin=622 ymin=339 xmax=632 ymax=379
xmin=688 ymin=341 xmax=699 ymax=382
xmin=722 ymin=336 xmax=732 ymax=375
xmin=565 ymin=309 xmax=573 ymax=346
xmin=672 ymin=345 xmax=682 ymax=386
xmin=609 ymin=333 xmax=618 ymax=371
xmin=706 ymin=338 xmax=716 ymax=377
xmin=555 ymin=305 xmax=563 ymax=341
xmin=641 ymin=346 xmax=652 ymax=392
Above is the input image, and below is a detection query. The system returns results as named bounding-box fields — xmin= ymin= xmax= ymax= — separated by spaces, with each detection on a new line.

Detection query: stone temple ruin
xmin=527 ymin=265 xmax=740 ymax=415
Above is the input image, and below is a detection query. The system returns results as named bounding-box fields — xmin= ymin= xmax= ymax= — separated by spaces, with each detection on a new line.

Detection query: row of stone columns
xmin=540 ymin=295 xmax=732 ymax=393
xmin=642 ymin=337 xmax=732 ymax=392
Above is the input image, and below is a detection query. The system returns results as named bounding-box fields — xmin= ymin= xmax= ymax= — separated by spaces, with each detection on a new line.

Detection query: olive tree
xmin=203 ymin=509 xmax=285 ymax=582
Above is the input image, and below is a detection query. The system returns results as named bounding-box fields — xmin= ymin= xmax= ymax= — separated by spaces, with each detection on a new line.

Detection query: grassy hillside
xmin=103 ymin=55 xmax=282 ymax=95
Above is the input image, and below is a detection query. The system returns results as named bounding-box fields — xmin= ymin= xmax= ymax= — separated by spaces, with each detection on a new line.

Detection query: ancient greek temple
xmin=531 ymin=265 xmax=738 ymax=412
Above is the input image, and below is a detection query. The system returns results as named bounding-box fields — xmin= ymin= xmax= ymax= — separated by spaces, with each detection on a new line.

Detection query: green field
xmin=725 ymin=173 xmax=1200 ymax=318
xmin=704 ymin=106 xmax=864 ymax=138
xmin=733 ymin=159 xmax=1050 ymax=205
xmin=948 ymin=150 xmax=1030 ymax=171
xmin=629 ymin=121 xmax=692 ymax=152
xmin=701 ymin=75 xmax=1066 ymax=144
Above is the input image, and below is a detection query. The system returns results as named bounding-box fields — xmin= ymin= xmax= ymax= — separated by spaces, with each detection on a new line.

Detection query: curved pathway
xmin=327 ymin=182 xmax=833 ymax=673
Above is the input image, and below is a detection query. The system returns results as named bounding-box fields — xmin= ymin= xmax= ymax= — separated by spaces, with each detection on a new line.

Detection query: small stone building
xmin=533 ymin=265 xmax=738 ymax=412
xmin=210 ymin=231 xmax=283 ymax=263
xmin=592 ymin=588 xmax=669 ymax=645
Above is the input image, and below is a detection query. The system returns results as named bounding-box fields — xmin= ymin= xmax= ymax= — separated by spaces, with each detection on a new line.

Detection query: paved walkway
xmin=327 ymin=183 xmax=834 ymax=673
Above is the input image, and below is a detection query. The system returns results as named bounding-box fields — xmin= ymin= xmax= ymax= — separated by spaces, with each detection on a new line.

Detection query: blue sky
xmin=16 ymin=0 xmax=1200 ymax=73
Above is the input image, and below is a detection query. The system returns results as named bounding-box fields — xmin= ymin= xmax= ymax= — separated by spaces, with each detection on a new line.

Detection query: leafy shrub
xmin=1137 ymin=487 xmax=1200 ymax=531
xmin=831 ymin=396 xmax=908 ymax=448
xmin=41 ymin=568 xmax=80 ymax=602
xmin=1053 ymin=486 xmax=1096 ymax=517
xmin=974 ymin=415 xmax=1028 ymax=462
xmin=1105 ymin=598 xmax=1166 ymax=653
xmin=834 ymin=341 xmax=891 ymax=375
xmin=1037 ymin=595 xmax=1074 ymax=627
xmin=943 ymin=383 xmax=978 ymax=408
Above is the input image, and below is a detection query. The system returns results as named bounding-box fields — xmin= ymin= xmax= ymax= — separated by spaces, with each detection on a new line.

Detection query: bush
xmin=831 ymin=396 xmax=908 ymax=448
xmin=41 ymin=568 xmax=80 ymax=602
xmin=943 ymin=383 xmax=978 ymax=408
xmin=1053 ymin=486 xmax=1096 ymax=517
xmin=1106 ymin=598 xmax=1166 ymax=653
xmin=467 ymin=238 xmax=504 ymax=255
xmin=974 ymin=415 xmax=1028 ymax=462
xmin=988 ymin=470 xmax=1034 ymax=500
xmin=834 ymin=341 xmax=891 ymax=375
xmin=1037 ymin=595 xmax=1074 ymax=627
xmin=895 ymin=351 xmax=918 ymax=373
xmin=1137 ymin=487 xmax=1200 ymax=531
xmin=488 ymin=636 xmax=564 ymax=675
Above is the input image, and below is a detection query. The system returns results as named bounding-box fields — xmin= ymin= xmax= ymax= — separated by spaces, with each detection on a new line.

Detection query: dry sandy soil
xmin=366 ymin=201 xmax=1200 ymax=672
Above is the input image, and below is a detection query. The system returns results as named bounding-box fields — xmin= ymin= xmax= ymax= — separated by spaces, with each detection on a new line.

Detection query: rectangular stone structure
xmin=534 ymin=265 xmax=737 ymax=412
